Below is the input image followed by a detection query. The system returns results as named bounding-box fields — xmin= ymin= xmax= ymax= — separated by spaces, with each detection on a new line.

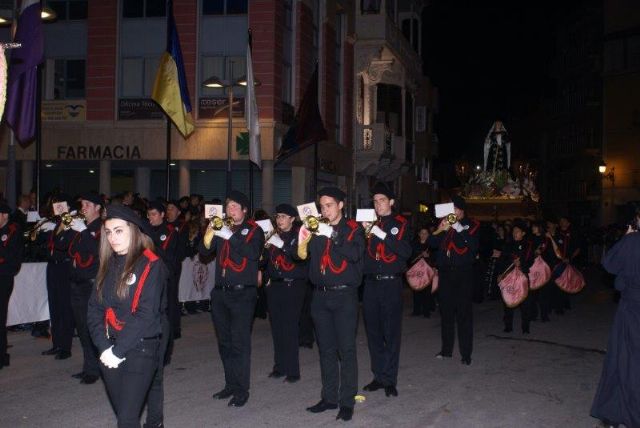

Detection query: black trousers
xmin=210 ymin=286 xmax=257 ymax=399
xmin=46 ymin=261 xmax=74 ymax=352
xmin=503 ymin=294 xmax=532 ymax=332
xmin=168 ymin=269 xmax=181 ymax=337
xmin=298 ymin=282 xmax=315 ymax=346
xmin=412 ymin=288 xmax=435 ymax=316
xmin=0 ymin=276 xmax=14 ymax=358
xmin=311 ymin=286 xmax=358 ymax=408
xmin=537 ymin=282 xmax=553 ymax=320
xmin=144 ymin=317 xmax=170 ymax=426
xmin=70 ymin=278 xmax=100 ymax=376
xmin=363 ymin=278 xmax=403 ymax=387
xmin=266 ymin=279 xmax=306 ymax=377
xmin=101 ymin=338 xmax=161 ymax=428
xmin=438 ymin=268 xmax=474 ymax=359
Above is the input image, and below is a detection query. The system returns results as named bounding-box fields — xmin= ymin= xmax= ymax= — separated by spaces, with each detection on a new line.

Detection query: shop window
xmin=202 ymin=0 xmax=248 ymax=15
xmin=122 ymin=0 xmax=166 ymax=18
xmin=53 ymin=59 xmax=86 ymax=99
xmin=48 ymin=0 xmax=88 ymax=20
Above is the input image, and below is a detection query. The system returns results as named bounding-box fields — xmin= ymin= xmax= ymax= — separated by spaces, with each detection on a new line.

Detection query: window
xmin=49 ymin=0 xmax=88 ymax=20
xmin=53 ymin=59 xmax=86 ymax=99
xmin=122 ymin=0 xmax=166 ymax=18
xmin=282 ymin=0 xmax=294 ymax=106
xmin=120 ymin=57 xmax=160 ymax=97
xmin=335 ymin=13 xmax=344 ymax=145
xmin=201 ymin=55 xmax=246 ymax=97
xmin=202 ymin=0 xmax=248 ymax=15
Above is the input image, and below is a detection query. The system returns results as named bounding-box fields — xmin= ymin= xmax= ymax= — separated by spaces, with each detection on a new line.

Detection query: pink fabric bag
xmin=529 ymin=256 xmax=551 ymax=290
xmin=499 ymin=267 xmax=529 ymax=308
xmin=555 ymin=264 xmax=585 ymax=294
xmin=406 ymin=258 xmax=435 ymax=291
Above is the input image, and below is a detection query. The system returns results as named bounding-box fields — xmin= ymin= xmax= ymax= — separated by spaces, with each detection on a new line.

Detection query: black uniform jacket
xmin=44 ymin=221 xmax=77 ymax=263
xmin=266 ymin=226 xmax=307 ymax=281
xmin=87 ymin=249 xmax=168 ymax=359
xmin=501 ymin=238 xmax=535 ymax=274
xmin=198 ymin=219 xmax=264 ymax=286
xmin=0 ymin=221 xmax=23 ymax=276
xmin=150 ymin=222 xmax=180 ymax=276
xmin=427 ymin=217 xmax=480 ymax=269
xmin=68 ymin=218 xmax=102 ymax=280
xmin=307 ymin=217 xmax=364 ymax=287
xmin=364 ymin=213 xmax=412 ymax=275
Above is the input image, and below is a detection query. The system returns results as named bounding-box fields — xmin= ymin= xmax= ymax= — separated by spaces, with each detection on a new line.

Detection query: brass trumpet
xmin=364 ymin=218 xmax=380 ymax=239
xmin=432 ymin=213 xmax=459 ymax=235
xmin=208 ymin=215 xmax=233 ymax=231
xmin=303 ymin=216 xmax=330 ymax=234
xmin=61 ymin=211 xmax=86 ymax=230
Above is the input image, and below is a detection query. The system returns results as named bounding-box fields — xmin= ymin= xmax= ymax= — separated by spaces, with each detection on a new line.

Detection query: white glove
xmin=70 ymin=218 xmax=87 ymax=232
xmin=370 ymin=225 xmax=387 ymax=240
xmin=100 ymin=345 xmax=126 ymax=369
xmin=267 ymin=233 xmax=285 ymax=249
xmin=41 ymin=221 xmax=56 ymax=232
xmin=217 ymin=225 xmax=233 ymax=240
xmin=317 ymin=223 xmax=334 ymax=239
xmin=452 ymin=222 xmax=468 ymax=233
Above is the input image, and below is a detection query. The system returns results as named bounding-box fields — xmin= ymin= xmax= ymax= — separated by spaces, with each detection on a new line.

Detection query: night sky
xmin=422 ymin=1 xmax=569 ymax=165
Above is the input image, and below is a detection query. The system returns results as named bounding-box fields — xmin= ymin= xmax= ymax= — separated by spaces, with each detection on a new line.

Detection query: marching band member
xmin=299 ymin=187 xmax=364 ymax=422
xmin=87 ymin=205 xmax=168 ymax=428
xmin=67 ymin=192 xmax=103 ymax=384
xmin=498 ymin=220 xmax=534 ymax=334
xmin=265 ymin=204 xmax=308 ymax=383
xmin=361 ymin=183 xmax=412 ymax=397
xmin=427 ymin=195 xmax=479 ymax=365
xmin=0 ymin=204 xmax=23 ymax=370
xmin=198 ymin=191 xmax=264 ymax=407
xmin=41 ymin=195 xmax=76 ymax=360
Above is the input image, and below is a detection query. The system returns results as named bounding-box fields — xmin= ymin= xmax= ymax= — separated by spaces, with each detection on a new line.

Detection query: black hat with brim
xmin=318 ymin=187 xmax=346 ymax=202
xmin=80 ymin=192 xmax=103 ymax=207
xmin=371 ymin=182 xmax=395 ymax=199
xmin=451 ymin=195 xmax=466 ymax=211
xmin=0 ymin=204 xmax=11 ymax=214
xmin=147 ymin=200 xmax=166 ymax=213
xmin=275 ymin=203 xmax=297 ymax=217
xmin=226 ymin=191 xmax=250 ymax=209
xmin=105 ymin=205 xmax=153 ymax=236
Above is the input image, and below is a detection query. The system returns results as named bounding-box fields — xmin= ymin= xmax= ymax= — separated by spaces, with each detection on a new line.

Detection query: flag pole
xmin=35 ymin=63 xmax=42 ymax=211
xmin=165 ymin=118 xmax=171 ymax=200
xmin=248 ymin=29 xmax=253 ymax=213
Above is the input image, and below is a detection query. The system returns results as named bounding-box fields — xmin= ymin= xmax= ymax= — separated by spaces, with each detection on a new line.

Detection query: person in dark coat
xmin=87 ymin=205 xmax=168 ymax=428
xmin=591 ymin=226 xmax=640 ymax=428
xmin=410 ymin=227 xmax=435 ymax=317
xmin=0 ymin=204 xmax=23 ymax=370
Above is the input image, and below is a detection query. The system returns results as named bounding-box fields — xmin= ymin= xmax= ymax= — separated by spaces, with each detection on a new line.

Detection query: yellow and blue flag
xmin=152 ymin=0 xmax=194 ymax=138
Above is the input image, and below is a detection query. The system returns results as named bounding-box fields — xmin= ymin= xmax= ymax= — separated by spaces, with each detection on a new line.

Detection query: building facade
xmin=0 ymin=0 xmax=435 ymax=216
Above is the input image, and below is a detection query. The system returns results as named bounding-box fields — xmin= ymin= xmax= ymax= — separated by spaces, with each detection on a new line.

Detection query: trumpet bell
xmin=303 ymin=216 xmax=329 ymax=233
xmin=446 ymin=213 xmax=457 ymax=225
xmin=209 ymin=216 xmax=233 ymax=230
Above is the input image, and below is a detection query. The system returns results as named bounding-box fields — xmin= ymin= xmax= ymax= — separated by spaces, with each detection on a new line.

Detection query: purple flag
xmin=6 ymin=0 xmax=44 ymax=147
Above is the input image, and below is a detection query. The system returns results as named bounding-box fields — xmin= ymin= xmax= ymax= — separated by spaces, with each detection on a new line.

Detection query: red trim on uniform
xmin=321 ymin=239 xmax=347 ymax=274
xmin=346 ymin=219 xmax=359 ymax=241
xmin=442 ymin=229 xmax=469 ymax=255
xmin=468 ymin=219 xmax=480 ymax=235
xmin=244 ymin=222 xmax=259 ymax=243
xmin=105 ymin=307 xmax=125 ymax=331
xmin=219 ymin=241 xmax=247 ymax=273
xmin=143 ymin=248 xmax=159 ymax=262
xmin=161 ymin=225 xmax=175 ymax=251
xmin=269 ymin=246 xmax=295 ymax=271
xmin=394 ymin=215 xmax=408 ymax=239
xmin=131 ymin=261 xmax=152 ymax=313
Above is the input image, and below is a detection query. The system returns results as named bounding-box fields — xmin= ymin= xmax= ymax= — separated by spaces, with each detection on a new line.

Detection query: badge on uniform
xmin=390 ymin=227 xmax=399 ymax=236
xmin=126 ymin=273 xmax=137 ymax=285
xmin=160 ymin=234 xmax=167 ymax=241
xmin=558 ymin=239 xmax=563 ymax=244
xmin=241 ymin=228 xmax=249 ymax=236
xmin=91 ymin=231 xmax=96 ymax=237
xmin=0 ymin=234 xmax=6 ymax=242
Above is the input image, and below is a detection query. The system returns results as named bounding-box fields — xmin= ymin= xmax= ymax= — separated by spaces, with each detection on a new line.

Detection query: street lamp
xmin=202 ymin=73 xmax=260 ymax=195
xmin=599 ymin=162 xmax=615 ymax=184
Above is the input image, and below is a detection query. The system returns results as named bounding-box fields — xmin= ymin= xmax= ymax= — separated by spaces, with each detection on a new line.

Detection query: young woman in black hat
xmin=87 ymin=205 xmax=168 ymax=428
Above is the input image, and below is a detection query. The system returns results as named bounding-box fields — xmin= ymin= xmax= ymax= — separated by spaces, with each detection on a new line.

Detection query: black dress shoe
xmin=212 ymin=388 xmax=234 ymax=399
xmin=363 ymin=379 xmax=384 ymax=391
xmin=228 ymin=395 xmax=248 ymax=407
xmin=284 ymin=375 xmax=300 ymax=383
xmin=299 ymin=342 xmax=313 ymax=349
xmin=336 ymin=406 xmax=353 ymax=421
xmin=461 ymin=357 xmax=472 ymax=366
xmin=384 ymin=385 xmax=398 ymax=397
xmin=435 ymin=352 xmax=452 ymax=359
xmin=268 ymin=370 xmax=284 ymax=378
xmin=42 ymin=347 xmax=60 ymax=356
xmin=306 ymin=400 xmax=338 ymax=413
xmin=71 ymin=371 xmax=84 ymax=379
xmin=55 ymin=350 xmax=71 ymax=360
xmin=80 ymin=374 xmax=99 ymax=384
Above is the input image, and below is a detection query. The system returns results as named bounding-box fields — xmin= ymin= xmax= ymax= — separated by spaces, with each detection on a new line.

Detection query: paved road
xmin=1 ymin=266 xmax=615 ymax=427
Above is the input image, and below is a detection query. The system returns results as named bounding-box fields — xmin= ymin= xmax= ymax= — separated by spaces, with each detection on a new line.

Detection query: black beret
xmin=105 ymin=205 xmax=152 ymax=236
xmin=318 ymin=186 xmax=346 ymax=202
xmin=54 ymin=193 xmax=73 ymax=207
xmin=166 ymin=200 xmax=180 ymax=209
xmin=275 ymin=203 xmax=297 ymax=217
xmin=0 ymin=203 xmax=11 ymax=214
xmin=226 ymin=190 xmax=250 ymax=209
xmin=371 ymin=182 xmax=395 ymax=199
xmin=80 ymin=192 xmax=103 ymax=207
xmin=451 ymin=195 xmax=466 ymax=211
xmin=147 ymin=200 xmax=166 ymax=213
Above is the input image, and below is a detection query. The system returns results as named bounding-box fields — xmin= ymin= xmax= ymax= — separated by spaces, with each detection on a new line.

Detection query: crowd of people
xmin=0 ymin=185 xmax=636 ymax=427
